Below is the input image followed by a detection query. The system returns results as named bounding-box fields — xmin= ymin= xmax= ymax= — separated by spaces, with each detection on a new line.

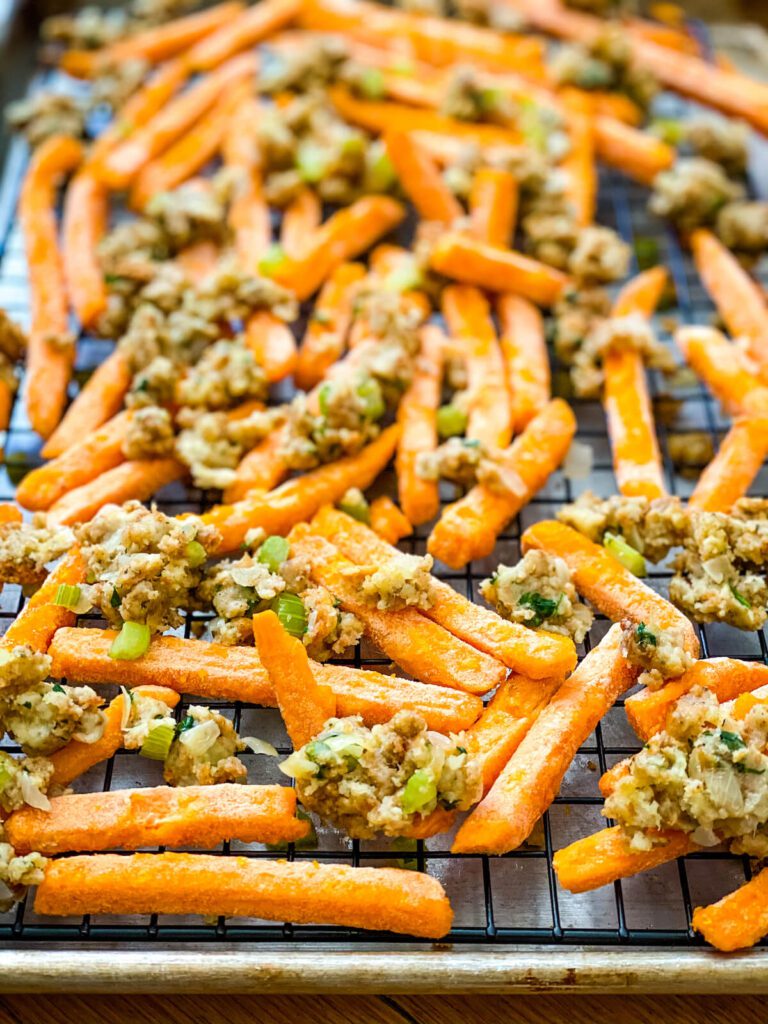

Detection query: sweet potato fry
xmin=295 ymin=262 xmax=366 ymax=390
xmin=452 ymin=625 xmax=637 ymax=854
xmin=35 ymin=852 xmax=454 ymax=938
xmin=442 ymin=285 xmax=512 ymax=449
xmin=468 ymin=166 xmax=518 ymax=247
xmin=245 ymin=310 xmax=298 ymax=383
xmin=560 ymin=88 xmax=596 ymax=226
xmin=497 ymin=294 xmax=551 ymax=434
xmin=522 ymin=519 xmax=700 ymax=659
xmin=310 ymin=505 xmax=577 ymax=680
xmin=429 ymin=232 xmax=570 ymax=307
xmin=554 ymin=826 xmax=697 ymax=893
xmin=289 ymin=527 xmax=507 ymax=695
xmin=693 ymin=870 xmax=768 ymax=951
xmin=675 ymin=325 xmax=768 ymax=416
xmin=593 ymin=116 xmax=675 ymax=185
xmin=47 ymin=458 xmax=186 ymax=527
xmin=396 ymin=324 xmax=443 ymax=526
xmin=201 ymin=424 xmax=400 ymax=552
xmin=16 ymin=410 xmax=132 ymax=511
xmin=185 ymin=0 xmax=304 ymax=71
xmin=369 ymin=496 xmax=412 ymax=545
xmin=223 ymin=424 xmax=290 ymax=504
xmin=689 ymin=415 xmax=768 ymax=512
xmin=6 ymin=784 xmax=308 ymax=855
xmin=62 ymin=169 xmax=108 ymax=329
xmin=384 ymin=130 xmax=462 ymax=225
xmin=2 ymin=548 xmax=85 ymax=653
xmin=280 ymin=187 xmax=322 ymax=257
xmin=428 ymin=399 xmax=577 ymax=569
xmin=19 ymin=134 xmax=83 ymax=439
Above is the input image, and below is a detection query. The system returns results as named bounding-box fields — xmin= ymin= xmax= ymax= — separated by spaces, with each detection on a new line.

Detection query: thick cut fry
xmin=468 ymin=166 xmax=518 ymax=246
xmin=185 ymin=0 xmax=304 ymax=71
xmin=2 ymin=549 xmax=85 ymax=653
xmin=245 ymin=311 xmax=298 ymax=383
xmin=202 ymin=424 xmax=400 ymax=552
xmin=554 ymin=826 xmax=697 ymax=893
xmin=268 ymin=196 xmax=406 ymax=301
xmin=442 ymin=285 xmax=512 ymax=449
xmin=691 ymin=228 xmax=768 ymax=371
xmin=290 ymin=528 xmax=506 ymax=695
xmin=62 ymin=169 xmax=108 ymax=328
xmin=384 ymin=130 xmax=462 ymax=225
xmin=689 ymin=416 xmax=768 ymax=512
xmin=97 ymin=53 xmax=258 ymax=189
xmin=47 ymin=688 xmax=176 ymax=789
xmin=625 ymin=658 xmax=768 ymax=741
xmin=280 ymin=187 xmax=322 ymax=257
xmin=223 ymin=425 xmax=290 ymax=504
xmin=452 ymin=625 xmax=637 ymax=854
xmin=522 ymin=519 xmax=700 ymax=658
xmin=35 ymin=852 xmax=454 ymax=938
xmin=47 ymin=458 xmax=186 ymax=527
xmin=48 ymin=627 xmax=481 ymax=732
xmin=295 ymin=262 xmax=366 ymax=389
xmin=497 ymin=294 xmax=551 ymax=434
xmin=6 ymin=784 xmax=308 ymax=855
xmin=593 ymin=116 xmax=675 ymax=185
xmin=693 ymin=870 xmax=768 ymax=952
xmin=560 ymin=89 xmax=596 ymax=226
xmin=41 ymin=350 xmax=133 ymax=459
xmin=675 ymin=325 xmax=768 ymax=416
xmin=429 ymin=232 xmax=569 ymax=307
xmin=369 ymin=496 xmax=412 ymax=545
xmin=396 ymin=324 xmax=442 ymax=526
xmin=311 ymin=505 xmax=577 ymax=680
xmin=429 ymin=399 xmax=577 ymax=569
xmin=253 ymin=610 xmax=336 ymax=747
xmin=19 ymin=135 xmax=83 ymax=439
xmin=16 ymin=410 xmax=132 ymax=511
xmin=467 ymin=672 xmax=563 ymax=793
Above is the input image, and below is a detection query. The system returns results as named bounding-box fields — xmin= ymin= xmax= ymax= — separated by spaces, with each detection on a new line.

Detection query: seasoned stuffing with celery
xmin=605 ymin=685 xmax=768 ymax=857
xmin=686 ymin=117 xmax=749 ymax=177
xmin=359 ymin=552 xmax=435 ymax=611
xmin=121 ymin=405 xmax=176 ymax=460
xmin=0 ymin=830 xmax=47 ymax=912
xmin=0 ymin=518 xmax=74 ymax=587
xmin=163 ymin=706 xmax=247 ymax=787
xmin=175 ymin=407 xmax=277 ymax=490
xmin=552 ymin=27 xmax=658 ymax=111
xmin=0 ymin=750 xmax=54 ymax=815
xmin=620 ymin=619 xmax=695 ymax=690
xmin=480 ymin=550 xmax=594 ymax=644
xmin=5 ymin=92 xmax=86 ymax=147
xmin=281 ymin=711 xmax=482 ymax=838
xmin=649 ymin=158 xmax=744 ymax=231
xmin=715 ymin=200 xmax=768 ymax=261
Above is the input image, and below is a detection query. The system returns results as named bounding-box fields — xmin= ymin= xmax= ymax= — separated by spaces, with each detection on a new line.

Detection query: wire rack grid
xmin=1 ymin=28 xmax=768 ymax=952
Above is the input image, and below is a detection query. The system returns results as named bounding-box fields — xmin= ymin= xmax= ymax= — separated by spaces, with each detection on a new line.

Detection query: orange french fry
xmin=675 ymin=325 xmax=768 ymax=417
xmin=689 ymin=415 xmax=768 ymax=513
xmin=311 ymin=505 xmax=577 ymax=680
xmin=560 ymin=88 xmax=596 ymax=226
xmin=429 ymin=232 xmax=570 ymax=308
xmin=185 ymin=0 xmax=304 ymax=72
xmin=554 ymin=826 xmax=697 ymax=894
xmin=253 ymin=609 xmax=337 ymax=747
xmin=41 ymin=350 xmax=133 ymax=459
xmin=452 ymin=624 xmax=637 ymax=854
xmin=289 ymin=527 xmax=507 ymax=696
xmin=201 ymin=424 xmax=400 ymax=552
xmin=6 ymin=784 xmax=308 ymax=855
xmin=49 ymin=626 xmax=482 ymax=733
xmin=224 ymin=101 xmax=272 ymax=272
xmin=267 ymin=196 xmax=406 ymax=301
xmin=442 ymin=284 xmax=512 ymax=450
xmin=603 ymin=266 xmax=669 ymax=500
xmin=19 ymin=135 xmax=83 ymax=440
xmin=2 ymin=548 xmax=85 ymax=653
xmin=46 ymin=458 xmax=186 ymax=527
xmin=245 ymin=310 xmax=298 ymax=384
xmin=47 ymin=687 xmax=181 ymax=789
xmin=593 ymin=116 xmax=675 ymax=186
xmin=384 ymin=130 xmax=462 ymax=225
xmin=369 ymin=496 xmax=412 ymax=545
xmin=280 ymin=187 xmax=322 ymax=258
xmin=96 ymin=53 xmax=258 ymax=189
xmin=62 ymin=169 xmax=108 ymax=329
xmin=522 ymin=519 xmax=700 ymax=659
xmin=497 ymin=293 xmax=551 ymax=434
xmin=0 ymin=503 xmax=22 ymax=525
xmin=176 ymin=239 xmax=220 ymax=283
xmin=625 ymin=658 xmax=768 ymax=741
xmin=223 ymin=424 xmax=290 ymax=504
xmin=396 ymin=323 xmax=443 ymax=526
xmin=428 ymin=399 xmax=577 ymax=569
xmin=693 ymin=870 xmax=768 ymax=952
xmin=691 ymin=228 xmax=768 ymax=373
xmin=16 ymin=410 xmax=132 ymax=511
xmin=295 ymin=262 xmax=366 ymax=390
xmin=0 ymin=378 xmax=12 ymax=449
xmin=468 ymin=166 xmax=518 ymax=248
xmin=35 ymin=852 xmax=454 ymax=938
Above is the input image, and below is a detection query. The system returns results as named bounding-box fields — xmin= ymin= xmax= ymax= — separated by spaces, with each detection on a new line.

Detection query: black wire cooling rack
xmin=1 ymin=18 xmax=768 ymax=950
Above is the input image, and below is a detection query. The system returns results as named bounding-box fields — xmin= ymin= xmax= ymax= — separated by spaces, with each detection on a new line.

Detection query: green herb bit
xmin=436 ymin=404 xmax=468 ymax=439
xmin=635 ymin=622 xmax=657 ymax=649
xmin=356 ymin=377 xmax=385 ymax=420
xmin=175 ymin=715 xmax=195 ymax=736
xmin=603 ymin=532 xmax=646 ymax=577
xmin=720 ymin=730 xmax=747 ymax=752
xmin=110 ymin=587 xmax=122 ymax=608
xmin=271 ymin=592 xmax=308 ymax=638
xmin=518 ymin=591 xmax=561 ymax=628
xmin=729 ymin=584 xmax=752 ymax=609
xmin=109 ymin=621 xmax=151 ymax=661
xmin=257 ymin=535 xmax=290 ymax=573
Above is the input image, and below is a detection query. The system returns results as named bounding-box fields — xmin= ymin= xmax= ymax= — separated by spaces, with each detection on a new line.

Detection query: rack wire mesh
xmin=1 ymin=21 xmax=768 ymax=950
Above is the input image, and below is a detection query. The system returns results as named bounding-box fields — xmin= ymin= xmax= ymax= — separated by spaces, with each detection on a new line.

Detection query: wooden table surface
xmin=0 ymin=993 xmax=761 ymax=1023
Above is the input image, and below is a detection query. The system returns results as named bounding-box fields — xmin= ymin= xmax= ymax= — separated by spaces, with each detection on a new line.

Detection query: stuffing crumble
xmin=0 ymin=309 xmax=27 ymax=364
xmin=569 ymin=312 xmax=676 ymax=399
xmin=163 ymin=706 xmax=247 ymax=787
xmin=480 ymin=550 xmax=594 ymax=644
xmin=175 ymin=407 xmax=277 ymax=491
xmin=261 ymin=36 xmax=349 ymax=95
xmin=715 ymin=201 xmax=768 ymax=263
xmin=0 ymin=517 xmax=75 ymax=588
xmin=551 ymin=27 xmax=658 ymax=112
xmin=76 ymin=501 xmax=220 ymax=634
xmin=557 ymin=491 xmax=687 ymax=563
xmin=605 ymin=684 xmax=768 ymax=857
xmin=122 ymin=405 xmax=176 ymax=460
xmin=439 ymin=65 xmax=517 ymax=126
xmin=5 ymin=93 xmax=86 ymax=147
xmin=620 ymin=619 xmax=695 ymax=690
xmin=649 ymin=158 xmax=744 ymax=231
xmin=0 ymin=829 xmax=47 ymax=913
xmin=0 ymin=750 xmax=54 ymax=815
xmin=280 ymin=711 xmax=481 ymax=838
xmin=551 ymin=285 xmax=612 ymax=367
xmin=686 ymin=117 xmax=749 ymax=177
xmin=416 ymin=438 xmax=485 ymax=488
xmin=359 ymin=552 xmax=435 ymax=611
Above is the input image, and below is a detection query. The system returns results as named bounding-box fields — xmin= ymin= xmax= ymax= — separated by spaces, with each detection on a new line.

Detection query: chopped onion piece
xmin=562 ymin=440 xmax=594 ymax=481
xmin=20 ymin=773 xmax=51 ymax=811
xmin=120 ymin=687 xmax=132 ymax=731
xmin=691 ymin=826 xmax=720 ymax=848
xmin=178 ymin=719 xmax=220 ymax=757
xmin=241 ymin=736 xmax=278 ymax=757
xmin=702 ymin=555 xmax=731 ymax=584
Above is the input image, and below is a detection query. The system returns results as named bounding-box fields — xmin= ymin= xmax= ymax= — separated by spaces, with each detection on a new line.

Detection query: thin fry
xmin=497 ymin=294 xmax=551 ymax=434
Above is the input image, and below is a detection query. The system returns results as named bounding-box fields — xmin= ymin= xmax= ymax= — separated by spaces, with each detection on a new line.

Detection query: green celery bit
xmin=186 ymin=540 xmax=207 ymax=568
xmin=358 ymin=67 xmax=385 ymax=100
xmin=257 ymin=535 xmax=290 ymax=572
xmin=140 ymin=723 xmax=176 ymax=761
xmin=258 ymin=243 xmax=288 ymax=278
xmin=357 ymin=378 xmax=385 ymax=420
xmin=296 ymin=139 xmax=330 ymax=184
xmin=338 ymin=492 xmax=370 ymax=524
xmin=54 ymin=584 xmax=82 ymax=610
xmin=271 ymin=593 xmax=308 ymax=638
xmin=401 ymin=768 xmax=437 ymax=815
xmin=109 ymin=621 xmax=151 ymax=661
xmin=436 ymin=404 xmax=468 ymax=439
xmin=603 ymin=532 xmax=646 ymax=577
